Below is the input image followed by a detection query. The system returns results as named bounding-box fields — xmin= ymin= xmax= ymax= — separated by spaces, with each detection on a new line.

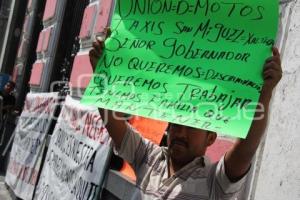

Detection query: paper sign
xmin=82 ymin=0 xmax=279 ymax=138
xmin=34 ymin=96 xmax=111 ymax=200
xmin=5 ymin=93 xmax=59 ymax=200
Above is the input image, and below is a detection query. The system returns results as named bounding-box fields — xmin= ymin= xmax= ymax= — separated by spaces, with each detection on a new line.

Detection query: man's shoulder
xmin=143 ymin=143 xmax=166 ymax=161
xmin=185 ymin=157 xmax=217 ymax=178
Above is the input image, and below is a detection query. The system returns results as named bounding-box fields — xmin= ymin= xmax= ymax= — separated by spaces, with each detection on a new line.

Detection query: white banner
xmin=34 ymin=96 xmax=112 ymax=200
xmin=5 ymin=92 xmax=59 ymax=200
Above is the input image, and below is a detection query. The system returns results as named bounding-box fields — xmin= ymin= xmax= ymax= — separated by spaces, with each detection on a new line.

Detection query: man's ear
xmin=206 ymin=132 xmax=217 ymax=147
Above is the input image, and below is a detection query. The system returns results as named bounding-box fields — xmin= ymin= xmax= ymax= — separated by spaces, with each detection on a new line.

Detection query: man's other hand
xmin=224 ymin=47 xmax=282 ymax=182
xmin=89 ymin=28 xmax=111 ymax=71
xmin=262 ymin=47 xmax=282 ymax=95
xmin=89 ymin=40 xmax=104 ymax=72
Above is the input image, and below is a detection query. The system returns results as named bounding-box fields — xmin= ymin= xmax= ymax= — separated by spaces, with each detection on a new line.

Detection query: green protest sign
xmin=81 ymin=0 xmax=279 ymax=138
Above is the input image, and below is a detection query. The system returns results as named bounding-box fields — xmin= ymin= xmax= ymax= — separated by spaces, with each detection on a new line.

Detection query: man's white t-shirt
xmin=115 ymin=124 xmax=248 ymax=200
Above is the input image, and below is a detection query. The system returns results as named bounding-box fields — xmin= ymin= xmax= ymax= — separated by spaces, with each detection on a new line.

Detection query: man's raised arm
xmin=89 ymin=38 xmax=127 ymax=149
xmin=224 ymin=47 xmax=282 ymax=181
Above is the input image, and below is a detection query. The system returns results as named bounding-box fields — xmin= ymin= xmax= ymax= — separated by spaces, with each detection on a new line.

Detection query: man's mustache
xmin=170 ymin=139 xmax=188 ymax=148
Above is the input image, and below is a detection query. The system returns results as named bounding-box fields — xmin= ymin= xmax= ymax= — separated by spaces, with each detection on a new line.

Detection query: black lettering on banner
xmin=160 ymin=111 xmax=169 ymax=119
xmin=160 ymin=99 xmax=197 ymax=113
xmin=160 ymin=37 xmax=251 ymax=61
xmin=54 ymin=129 xmax=95 ymax=168
xmin=193 ymin=19 xmax=211 ymax=38
xmin=253 ymin=6 xmax=264 ymax=20
xmin=98 ymin=54 xmax=123 ymax=68
xmin=129 ymin=20 xmax=165 ymax=35
xmin=203 ymin=109 xmax=231 ymax=124
xmin=201 ymin=69 xmax=261 ymax=92
xmin=113 ymin=100 xmax=125 ymax=110
xmin=15 ymin=135 xmax=41 ymax=155
xmin=96 ymin=96 xmax=111 ymax=104
xmin=21 ymin=117 xmax=50 ymax=133
xmin=107 ymin=90 xmax=142 ymax=103
xmin=71 ymin=177 xmax=99 ymax=200
xmin=89 ymin=85 xmax=103 ymax=96
xmin=125 ymin=103 xmax=139 ymax=112
xmin=98 ymin=72 xmax=169 ymax=93
xmin=117 ymin=0 xmax=265 ymax=20
xmin=208 ymin=23 xmax=245 ymax=43
xmin=176 ymin=83 xmax=253 ymax=110
xmin=143 ymin=107 xmax=156 ymax=116
xmin=240 ymin=5 xmax=253 ymax=17
xmin=190 ymin=118 xmax=203 ymax=127
xmin=175 ymin=115 xmax=190 ymax=123
xmin=194 ymin=0 xmax=210 ymax=16
xmin=202 ymin=121 xmax=212 ymax=129
xmin=174 ymin=21 xmax=193 ymax=34
xmin=244 ymin=33 xmax=274 ymax=46
xmin=84 ymin=151 xmax=97 ymax=173
xmin=37 ymin=182 xmax=59 ymax=200
xmin=46 ymin=150 xmax=76 ymax=185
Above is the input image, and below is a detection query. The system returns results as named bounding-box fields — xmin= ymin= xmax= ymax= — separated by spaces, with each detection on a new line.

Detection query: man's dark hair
xmin=7 ymin=81 xmax=16 ymax=88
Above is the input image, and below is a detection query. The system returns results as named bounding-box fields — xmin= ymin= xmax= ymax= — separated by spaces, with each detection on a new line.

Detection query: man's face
xmin=4 ymin=82 xmax=14 ymax=93
xmin=167 ymin=124 xmax=216 ymax=166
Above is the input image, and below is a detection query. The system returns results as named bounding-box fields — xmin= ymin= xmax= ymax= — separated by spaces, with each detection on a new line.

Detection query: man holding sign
xmin=90 ymin=40 xmax=281 ymax=199
xmin=86 ymin=0 xmax=281 ymax=199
